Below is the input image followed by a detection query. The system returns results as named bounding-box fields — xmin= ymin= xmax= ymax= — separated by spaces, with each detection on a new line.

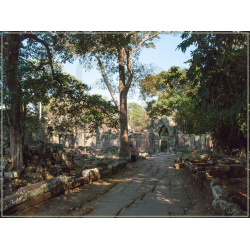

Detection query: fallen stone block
xmin=4 ymin=171 xmax=20 ymax=179
xmin=184 ymin=161 xmax=197 ymax=173
xmin=212 ymin=198 xmax=245 ymax=216
xmin=211 ymin=185 xmax=232 ymax=202
xmin=2 ymin=193 xmax=25 ymax=212
xmin=2 ymin=175 xmax=71 ymax=213
xmin=82 ymin=169 xmax=91 ymax=184
xmin=89 ymin=168 xmax=101 ymax=182
xmin=17 ymin=175 xmax=68 ymax=199
xmin=210 ymin=178 xmax=222 ymax=188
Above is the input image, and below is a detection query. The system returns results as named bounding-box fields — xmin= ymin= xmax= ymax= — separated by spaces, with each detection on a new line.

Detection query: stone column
xmin=75 ymin=134 xmax=79 ymax=148
xmin=96 ymin=132 xmax=100 ymax=149
xmin=154 ymin=135 xmax=160 ymax=152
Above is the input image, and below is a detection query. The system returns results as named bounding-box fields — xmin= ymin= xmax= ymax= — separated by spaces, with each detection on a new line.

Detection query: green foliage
xmin=127 ymin=103 xmax=150 ymax=131
xmin=160 ymin=127 xmax=169 ymax=136
xmin=71 ymin=32 xmax=159 ymax=97
xmin=142 ymin=66 xmax=197 ymax=135
xmin=2 ymin=32 xmax=119 ymax=142
xmin=176 ymin=32 xmax=248 ymax=151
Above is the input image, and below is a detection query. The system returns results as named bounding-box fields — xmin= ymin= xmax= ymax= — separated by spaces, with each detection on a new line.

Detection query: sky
xmin=62 ymin=33 xmax=195 ymax=107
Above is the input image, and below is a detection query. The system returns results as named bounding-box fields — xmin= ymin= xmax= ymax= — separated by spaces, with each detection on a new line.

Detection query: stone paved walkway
xmin=11 ymin=152 xmax=215 ymax=217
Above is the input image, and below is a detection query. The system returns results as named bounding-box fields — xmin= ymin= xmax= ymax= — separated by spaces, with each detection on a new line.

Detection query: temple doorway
xmin=159 ymin=126 xmax=169 ymax=136
xmin=161 ymin=140 xmax=168 ymax=151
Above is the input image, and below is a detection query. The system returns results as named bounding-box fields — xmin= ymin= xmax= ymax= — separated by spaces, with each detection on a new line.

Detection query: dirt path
xmin=11 ymin=152 xmax=215 ymax=217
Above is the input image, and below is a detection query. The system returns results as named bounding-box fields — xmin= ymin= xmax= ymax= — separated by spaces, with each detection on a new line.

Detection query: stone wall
xmin=3 ymin=115 xmax=213 ymax=154
xmin=58 ymin=116 xmax=209 ymax=152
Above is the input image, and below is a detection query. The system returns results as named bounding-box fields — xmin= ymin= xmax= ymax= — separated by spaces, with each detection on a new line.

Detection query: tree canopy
xmin=68 ymin=32 xmax=161 ymax=156
xmin=177 ymin=32 xmax=248 ymax=152
xmin=127 ymin=102 xmax=150 ymax=132
xmin=140 ymin=32 xmax=248 ymax=153
xmin=2 ymin=32 xmax=119 ymax=171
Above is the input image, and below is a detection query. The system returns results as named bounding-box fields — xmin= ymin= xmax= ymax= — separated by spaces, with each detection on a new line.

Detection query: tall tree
xmin=72 ymin=32 xmax=161 ymax=157
xmin=2 ymin=32 xmax=119 ymax=174
xmin=140 ymin=66 xmax=198 ymax=133
xmin=176 ymin=32 xmax=248 ymax=154
xmin=2 ymin=32 xmax=81 ymax=174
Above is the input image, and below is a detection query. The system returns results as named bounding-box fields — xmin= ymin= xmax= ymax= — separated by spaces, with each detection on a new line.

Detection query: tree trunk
xmin=119 ymin=91 xmax=129 ymax=157
xmin=118 ymin=47 xmax=130 ymax=157
xmin=6 ymin=34 xmax=24 ymax=173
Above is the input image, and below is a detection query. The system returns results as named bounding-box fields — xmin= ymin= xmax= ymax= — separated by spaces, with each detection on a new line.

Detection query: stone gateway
xmin=6 ymin=115 xmax=213 ymax=152
xmin=46 ymin=115 xmax=213 ymax=153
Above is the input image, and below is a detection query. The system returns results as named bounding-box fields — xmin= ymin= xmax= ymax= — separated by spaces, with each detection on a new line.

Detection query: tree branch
xmin=21 ymin=34 xmax=62 ymax=86
xmin=94 ymin=53 xmax=120 ymax=110
xmin=132 ymin=32 xmax=162 ymax=53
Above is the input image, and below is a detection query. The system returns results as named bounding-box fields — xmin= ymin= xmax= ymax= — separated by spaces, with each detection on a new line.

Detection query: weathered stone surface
xmin=184 ymin=161 xmax=197 ymax=173
xmin=16 ymin=175 xmax=68 ymax=201
xmin=4 ymin=172 xmax=18 ymax=179
xmin=82 ymin=169 xmax=91 ymax=184
xmin=211 ymin=185 xmax=232 ymax=202
xmin=2 ymin=193 xmax=24 ymax=212
xmin=200 ymin=154 xmax=209 ymax=161
xmin=89 ymin=168 xmax=100 ymax=182
xmin=210 ymin=178 xmax=222 ymax=188
xmin=212 ymin=198 xmax=244 ymax=216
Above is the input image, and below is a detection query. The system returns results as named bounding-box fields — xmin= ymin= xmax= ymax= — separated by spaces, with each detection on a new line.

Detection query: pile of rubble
xmin=1 ymin=143 xmax=72 ymax=197
xmin=173 ymin=151 xmax=247 ymax=216
xmin=97 ymin=146 xmax=119 ymax=156
xmin=2 ymin=143 xmax=148 ymax=198
xmin=210 ymin=178 xmax=246 ymax=216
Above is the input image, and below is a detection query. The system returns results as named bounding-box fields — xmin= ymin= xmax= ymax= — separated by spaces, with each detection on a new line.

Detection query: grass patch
xmin=183 ymin=151 xmax=201 ymax=159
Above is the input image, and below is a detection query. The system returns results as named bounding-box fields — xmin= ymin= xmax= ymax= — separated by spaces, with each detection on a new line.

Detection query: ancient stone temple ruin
xmin=44 ymin=115 xmax=213 ymax=153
